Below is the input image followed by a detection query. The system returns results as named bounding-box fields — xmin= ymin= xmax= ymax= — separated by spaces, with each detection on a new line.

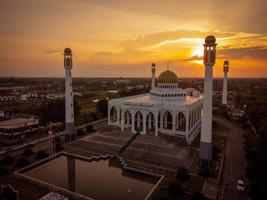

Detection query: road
xmin=0 ymin=118 xmax=107 ymax=157
xmin=215 ymin=118 xmax=248 ymax=200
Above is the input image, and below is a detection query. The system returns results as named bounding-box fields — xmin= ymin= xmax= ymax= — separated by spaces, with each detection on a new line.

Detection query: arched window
xmin=124 ymin=110 xmax=132 ymax=125
xmin=163 ymin=111 xmax=172 ymax=129
xmin=176 ymin=112 xmax=186 ymax=131
xmin=146 ymin=112 xmax=155 ymax=131
xmin=134 ymin=111 xmax=143 ymax=131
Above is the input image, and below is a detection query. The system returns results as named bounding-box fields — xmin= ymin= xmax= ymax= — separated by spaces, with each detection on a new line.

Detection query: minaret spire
xmin=151 ymin=63 xmax=156 ymax=89
xmin=64 ymin=48 xmax=76 ymax=141
xmin=199 ymin=35 xmax=217 ymax=169
xmin=222 ymin=60 xmax=229 ymax=105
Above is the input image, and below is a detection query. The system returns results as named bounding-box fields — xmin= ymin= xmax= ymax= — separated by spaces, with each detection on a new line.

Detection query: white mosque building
xmin=108 ymin=63 xmax=203 ymax=145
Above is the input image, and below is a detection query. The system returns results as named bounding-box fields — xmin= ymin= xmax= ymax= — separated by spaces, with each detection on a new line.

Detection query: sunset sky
xmin=1 ymin=0 xmax=267 ymax=78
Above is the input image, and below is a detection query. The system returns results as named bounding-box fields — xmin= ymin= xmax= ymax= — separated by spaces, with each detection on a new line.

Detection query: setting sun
xmin=192 ymin=45 xmax=204 ymax=57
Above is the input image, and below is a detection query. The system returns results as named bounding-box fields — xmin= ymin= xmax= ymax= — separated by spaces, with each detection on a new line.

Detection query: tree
xmin=35 ymin=150 xmax=48 ymax=159
xmin=176 ymin=167 xmax=189 ymax=182
xmin=96 ymin=98 xmax=108 ymax=117
xmin=86 ymin=125 xmax=94 ymax=132
xmin=77 ymin=128 xmax=85 ymax=136
xmin=2 ymin=155 xmax=14 ymax=165
xmin=0 ymin=168 xmax=8 ymax=176
xmin=37 ymin=99 xmax=80 ymax=124
xmin=15 ymin=157 xmax=30 ymax=168
xmin=190 ymin=192 xmax=207 ymax=200
xmin=168 ymin=181 xmax=184 ymax=198
xmin=23 ymin=148 xmax=34 ymax=157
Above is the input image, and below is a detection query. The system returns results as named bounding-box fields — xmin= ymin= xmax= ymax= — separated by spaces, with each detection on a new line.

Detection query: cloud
xmin=218 ymin=46 xmax=267 ymax=59
xmin=88 ymin=29 xmax=267 ymax=67
xmin=44 ymin=50 xmax=62 ymax=56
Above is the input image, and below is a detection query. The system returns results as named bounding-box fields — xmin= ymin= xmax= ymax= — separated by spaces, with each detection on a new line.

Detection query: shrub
xmin=77 ymin=129 xmax=85 ymax=136
xmin=35 ymin=150 xmax=49 ymax=159
xmin=2 ymin=155 xmax=15 ymax=165
xmin=15 ymin=157 xmax=30 ymax=168
xmin=55 ymin=136 xmax=61 ymax=144
xmin=199 ymin=167 xmax=211 ymax=177
xmin=212 ymin=146 xmax=221 ymax=160
xmin=23 ymin=148 xmax=34 ymax=157
xmin=56 ymin=143 xmax=64 ymax=151
xmin=86 ymin=125 xmax=94 ymax=132
xmin=0 ymin=168 xmax=9 ymax=176
xmin=190 ymin=192 xmax=207 ymax=200
xmin=176 ymin=167 xmax=189 ymax=181
xmin=168 ymin=181 xmax=184 ymax=198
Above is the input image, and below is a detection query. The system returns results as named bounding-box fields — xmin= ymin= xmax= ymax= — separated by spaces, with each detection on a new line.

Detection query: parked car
xmin=237 ymin=180 xmax=245 ymax=191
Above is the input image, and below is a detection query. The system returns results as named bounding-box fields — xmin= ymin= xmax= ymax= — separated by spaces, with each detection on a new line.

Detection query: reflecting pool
xmin=23 ymin=155 xmax=160 ymax=200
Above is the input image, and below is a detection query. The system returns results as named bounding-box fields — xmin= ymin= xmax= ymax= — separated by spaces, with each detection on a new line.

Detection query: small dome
xmin=158 ymin=69 xmax=178 ymax=84
xmin=64 ymin=48 xmax=72 ymax=54
xmin=205 ymin=35 xmax=216 ymax=44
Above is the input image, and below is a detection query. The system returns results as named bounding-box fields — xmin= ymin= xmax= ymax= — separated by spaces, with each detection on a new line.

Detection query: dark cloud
xmin=218 ymin=46 xmax=267 ymax=59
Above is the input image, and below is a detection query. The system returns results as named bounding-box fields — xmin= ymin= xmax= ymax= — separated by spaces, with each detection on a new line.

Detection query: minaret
xmin=151 ymin=63 xmax=156 ymax=89
xmin=199 ymin=35 xmax=217 ymax=168
xmin=222 ymin=60 xmax=229 ymax=105
xmin=64 ymin=48 xmax=75 ymax=141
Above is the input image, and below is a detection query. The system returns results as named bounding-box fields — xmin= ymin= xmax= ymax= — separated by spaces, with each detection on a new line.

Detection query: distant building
xmin=46 ymin=93 xmax=65 ymax=100
xmin=113 ymin=79 xmax=130 ymax=84
xmin=20 ymin=93 xmax=38 ymax=101
xmin=0 ymin=117 xmax=39 ymax=145
xmin=107 ymin=90 xmax=119 ymax=94
xmin=39 ymin=192 xmax=68 ymax=200
xmin=0 ymin=96 xmax=16 ymax=103
xmin=0 ymin=109 xmax=12 ymax=120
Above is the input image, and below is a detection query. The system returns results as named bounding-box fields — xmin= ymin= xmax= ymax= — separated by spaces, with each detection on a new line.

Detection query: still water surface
xmin=24 ymin=156 xmax=158 ymax=200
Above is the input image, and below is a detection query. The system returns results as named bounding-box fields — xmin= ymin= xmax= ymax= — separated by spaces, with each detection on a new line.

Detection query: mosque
xmin=108 ymin=64 xmax=203 ymax=145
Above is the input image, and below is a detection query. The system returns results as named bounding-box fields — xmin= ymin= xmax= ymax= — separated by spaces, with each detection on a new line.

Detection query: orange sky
xmin=1 ymin=0 xmax=267 ymax=78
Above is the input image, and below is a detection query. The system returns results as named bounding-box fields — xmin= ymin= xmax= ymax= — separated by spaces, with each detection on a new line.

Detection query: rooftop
xmin=110 ymin=93 xmax=203 ymax=107
xmin=0 ymin=117 xmax=39 ymax=129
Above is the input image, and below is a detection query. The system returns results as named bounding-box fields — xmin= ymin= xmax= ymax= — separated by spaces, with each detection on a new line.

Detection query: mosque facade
xmin=108 ymin=64 xmax=203 ymax=145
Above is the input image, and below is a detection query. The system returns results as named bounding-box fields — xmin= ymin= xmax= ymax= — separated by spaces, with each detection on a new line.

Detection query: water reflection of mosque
xmin=66 ymin=155 xmax=158 ymax=193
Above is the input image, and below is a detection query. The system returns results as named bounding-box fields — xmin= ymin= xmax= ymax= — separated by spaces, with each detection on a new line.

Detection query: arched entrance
xmin=110 ymin=107 xmax=117 ymax=122
xmin=146 ymin=112 xmax=155 ymax=131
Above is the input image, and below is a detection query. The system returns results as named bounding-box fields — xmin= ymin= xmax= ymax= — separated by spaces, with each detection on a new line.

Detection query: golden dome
xmin=158 ymin=69 xmax=178 ymax=83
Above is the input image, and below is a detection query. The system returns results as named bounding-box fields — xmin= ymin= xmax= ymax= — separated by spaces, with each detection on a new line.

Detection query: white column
xmin=186 ymin=110 xmax=189 ymax=135
xmin=148 ymin=114 xmax=152 ymax=130
xmin=142 ymin=111 xmax=146 ymax=134
xmin=121 ymin=108 xmax=124 ymax=131
xmin=172 ymin=111 xmax=176 ymax=133
xmin=152 ymin=63 xmax=156 ymax=89
xmin=65 ymin=68 xmax=74 ymax=125
xmin=160 ymin=111 xmax=163 ymax=130
xmin=131 ymin=111 xmax=135 ymax=133
xmin=155 ymin=111 xmax=158 ymax=136
xmin=137 ymin=112 xmax=140 ymax=128
xmin=108 ymin=106 xmax=111 ymax=125
xmin=222 ymin=70 xmax=228 ymax=105
xmin=163 ymin=113 xmax=167 ymax=129
xmin=117 ymin=107 xmax=120 ymax=125
xmin=201 ymin=65 xmax=213 ymax=144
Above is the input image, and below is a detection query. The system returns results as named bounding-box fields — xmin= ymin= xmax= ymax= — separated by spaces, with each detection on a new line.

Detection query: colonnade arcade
xmin=108 ymin=106 xmax=192 ymax=136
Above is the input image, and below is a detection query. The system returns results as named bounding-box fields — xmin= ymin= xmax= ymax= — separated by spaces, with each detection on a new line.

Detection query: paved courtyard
xmin=70 ymin=129 xmax=198 ymax=169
